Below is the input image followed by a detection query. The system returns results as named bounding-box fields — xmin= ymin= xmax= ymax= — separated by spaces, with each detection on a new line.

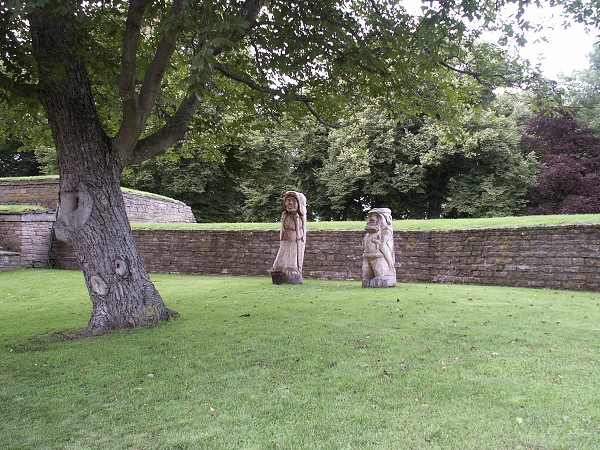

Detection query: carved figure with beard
xmin=362 ymin=208 xmax=396 ymax=288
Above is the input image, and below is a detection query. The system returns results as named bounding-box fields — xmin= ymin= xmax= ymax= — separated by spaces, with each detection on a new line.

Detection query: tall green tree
xmin=0 ymin=101 xmax=55 ymax=175
xmin=238 ymin=127 xmax=301 ymax=221
xmin=565 ymin=44 xmax=600 ymax=134
xmin=123 ymin=118 xmax=329 ymax=222
xmin=290 ymin=123 xmax=335 ymax=221
xmin=442 ymin=96 xmax=539 ymax=217
xmin=319 ymin=96 xmax=538 ymax=219
xmin=1 ymin=0 xmax=593 ymax=334
xmin=0 ymin=139 xmax=41 ymax=177
xmin=320 ymin=106 xmax=401 ymax=219
xmin=122 ymin=143 xmax=249 ymax=223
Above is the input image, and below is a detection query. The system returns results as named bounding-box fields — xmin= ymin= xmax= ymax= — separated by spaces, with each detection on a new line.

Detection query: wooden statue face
xmin=284 ymin=195 xmax=299 ymax=213
xmin=366 ymin=213 xmax=384 ymax=232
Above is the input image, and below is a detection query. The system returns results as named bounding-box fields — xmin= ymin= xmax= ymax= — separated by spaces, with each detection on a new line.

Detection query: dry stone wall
xmin=0 ymin=212 xmax=56 ymax=268
xmin=0 ymin=178 xmax=60 ymax=209
xmin=121 ymin=191 xmax=196 ymax=223
xmin=0 ymin=177 xmax=195 ymax=270
xmin=51 ymin=224 xmax=600 ymax=292
xmin=0 ymin=178 xmax=196 ymax=223
xmin=396 ymin=225 xmax=600 ymax=291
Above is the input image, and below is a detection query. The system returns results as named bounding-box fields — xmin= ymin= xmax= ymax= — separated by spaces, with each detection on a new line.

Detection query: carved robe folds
xmin=362 ymin=208 xmax=396 ymax=288
xmin=270 ymin=191 xmax=307 ymax=284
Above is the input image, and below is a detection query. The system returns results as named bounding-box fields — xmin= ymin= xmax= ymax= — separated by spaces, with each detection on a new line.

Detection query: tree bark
xmin=54 ymin=157 xmax=176 ymax=335
xmin=30 ymin=5 xmax=176 ymax=335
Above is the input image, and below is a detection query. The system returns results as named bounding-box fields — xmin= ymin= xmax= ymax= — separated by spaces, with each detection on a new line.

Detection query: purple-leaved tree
xmin=520 ymin=111 xmax=600 ymax=214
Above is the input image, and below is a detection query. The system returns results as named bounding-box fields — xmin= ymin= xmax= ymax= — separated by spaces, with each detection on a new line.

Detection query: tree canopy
xmin=1 ymin=0 xmax=562 ymax=155
xmin=0 ymin=138 xmax=40 ymax=177
xmin=122 ymin=94 xmax=539 ymax=220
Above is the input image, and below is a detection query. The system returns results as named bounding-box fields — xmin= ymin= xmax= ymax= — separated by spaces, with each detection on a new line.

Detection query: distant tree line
xmin=119 ymin=92 xmax=600 ymax=221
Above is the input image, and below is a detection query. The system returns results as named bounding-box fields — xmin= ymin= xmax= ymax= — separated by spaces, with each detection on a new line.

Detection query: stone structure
xmin=0 ymin=177 xmax=195 ymax=271
xmin=47 ymin=224 xmax=600 ymax=292
xmin=0 ymin=177 xmax=196 ymax=223
xmin=269 ymin=191 xmax=307 ymax=284
xmin=121 ymin=190 xmax=196 ymax=223
xmin=362 ymin=208 xmax=396 ymax=288
xmin=0 ymin=211 xmax=56 ymax=270
xmin=0 ymin=177 xmax=60 ymax=210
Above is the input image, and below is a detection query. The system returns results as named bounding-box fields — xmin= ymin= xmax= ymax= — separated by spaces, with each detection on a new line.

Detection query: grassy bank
xmin=0 ymin=205 xmax=49 ymax=213
xmin=1 ymin=269 xmax=599 ymax=449
xmin=132 ymin=213 xmax=600 ymax=231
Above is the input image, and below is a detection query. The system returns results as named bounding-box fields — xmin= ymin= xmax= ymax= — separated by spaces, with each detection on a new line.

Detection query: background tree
xmin=285 ymin=123 xmax=335 ymax=221
xmin=0 ymin=101 xmax=54 ymax=176
xmin=393 ymin=117 xmax=462 ymax=218
xmin=238 ymin=127 xmax=301 ymax=221
xmin=520 ymin=110 xmax=600 ymax=214
xmin=442 ymin=95 xmax=539 ymax=217
xmin=320 ymin=106 xmax=400 ymax=219
xmin=123 ymin=117 xmax=332 ymax=222
xmin=1 ymin=0 xmax=594 ymax=335
xmin=317 ymin=95 xmax=538 ymax=219
xmin=565 ymin=44 xmax=600 ymax=134
xmin=123 ymin=146 xmax=246 ymax=223
xmin=0 ymin=138 xmax=41 ymax=177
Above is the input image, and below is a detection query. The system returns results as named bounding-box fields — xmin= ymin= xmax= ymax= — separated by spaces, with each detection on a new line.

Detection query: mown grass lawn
xmin=1 ymin=269 xmax=599 ymax=449
xmin=131 ymin=213 xmax=600 ymax=231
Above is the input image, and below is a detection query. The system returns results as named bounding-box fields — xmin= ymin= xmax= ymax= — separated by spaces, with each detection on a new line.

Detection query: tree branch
xmin=438 ymin=56 xmax=522 ymax=85
xmin=205 ymin=0 xmax=265 ymax=59
xmin=438 ymin=59 xmax=483 ymax=79
xmin=215 ymin=63 xmax=345 ymax=128
xmin=126 ymin=95 xmax=199 ymax=166
xmin=302 ymin=99 xmax=346 ymax=129
xmin=120 ymin=0 xmax=266 ymax=165
xmin=214 ymin=62 xmax=280 ymax=95
xmin=240 ymin=0 xmax=264 ymax=26
xmin=0 ymin=71 xmax=38 ymax=101
xmin=112 ymin=0 xmax=152 ymax=155
xmin=138 ymin=0 xmax=187 ymax=126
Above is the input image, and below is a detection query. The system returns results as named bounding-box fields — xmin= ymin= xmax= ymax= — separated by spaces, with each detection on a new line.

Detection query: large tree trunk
xmin=30 ymin=5 xmax=176 ymax=335
xmin=54 ymin=142 xmax=175 ymax=335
